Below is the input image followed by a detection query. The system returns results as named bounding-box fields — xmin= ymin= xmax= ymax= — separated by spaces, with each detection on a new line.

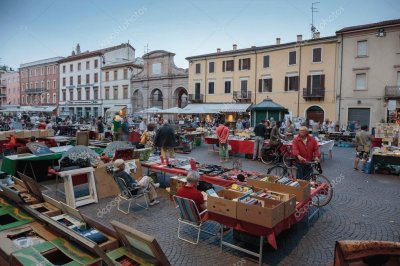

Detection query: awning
xmin=106 ymin=106 xmax=127 ymax=113
xmin=158 ymin=107 xmax=183 ymax=114
xmin=139 ymin=107 xmax=163 ymax=114
xmin=183 ymin=103 xmax=251 ymax=114
xmin=0 ymin=106 xmax=57 ymax=113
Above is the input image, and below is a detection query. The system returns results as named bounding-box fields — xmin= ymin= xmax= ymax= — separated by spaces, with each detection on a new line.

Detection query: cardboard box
xmin=39 ymin=130 xmax=48 ymax=137
xmin=28 ymin=202 xmax=62 ymax=217
xmin=248 ymin=177 xmax=311 ymax=202
xmin=251 ymin=188 xmax=296 ymax=219
xmin=207 ymin=190 xmax=244 ymax=219
xmin=3 ymin=131 xmax=11 ymax=137
xmin=23 ymin=130 xmax=32 ymax=138
xmin=237 ymin=197 xmax=285 ymax=228
xmin=31 ymin=130 xmax=40 ymax=138
xmin=13 ymin=130 xmax=24 ymax=138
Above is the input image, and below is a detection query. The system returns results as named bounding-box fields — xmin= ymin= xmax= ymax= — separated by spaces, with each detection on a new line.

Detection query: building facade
xmin=186 ymin=35 xmax=338 ymax=124
xmin=102 ymin=60 xmax=142 ymax=120
xmin=336 ymin=19 xmax=400 ymax=128
xmin=131 ymin=50 xmax=188 ymax=112
xmin=58 ymin=43 xmax=136 ymax=119
xmin=2 ymin=71 xmax=20 ymax=105
xmin=0 ymin=75 xmax=7 ymax=106
xmin=19 ymin=57 xmax=63 ymax=107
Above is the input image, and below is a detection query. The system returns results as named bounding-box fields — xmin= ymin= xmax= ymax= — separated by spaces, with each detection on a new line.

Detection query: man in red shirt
xmin=292 ymin=126 xmax=320 ymax=179
xmin=216 ymin=121 xmax=229 ymax=163
xmin=177 ymin=171 xmax=206 ymax=212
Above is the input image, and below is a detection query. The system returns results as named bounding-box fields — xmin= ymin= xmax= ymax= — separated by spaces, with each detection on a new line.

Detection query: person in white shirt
xmin=139 ymin=118 xmax=147 ymax=134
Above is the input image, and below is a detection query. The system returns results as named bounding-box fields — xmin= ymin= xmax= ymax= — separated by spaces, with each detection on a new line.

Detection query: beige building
xmin=2 ymin=71 xmax=20 ymax=105
xmin=186 ymin=35 xmax=338 ymax=125
xmin=336 ymin=19 xmax=400 ymax=128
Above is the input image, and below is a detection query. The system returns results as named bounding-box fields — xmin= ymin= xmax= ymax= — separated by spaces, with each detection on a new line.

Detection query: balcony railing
xmin=303 ymin=87 xmax=325 ymax=100
xmin=233 ymin=91 xmax=252 ymax=100
xmin=385 ymin=86 xmax=400 ymax=99
xmin=0 ymin=93 xmax=6 ymax=98
xmin=188 ymin=94 xmax=204 ymax=103
xmin=0 ymin=83 xmax=6 ymax=88
xmin=26 ymin=88 xmax=48 ymax=94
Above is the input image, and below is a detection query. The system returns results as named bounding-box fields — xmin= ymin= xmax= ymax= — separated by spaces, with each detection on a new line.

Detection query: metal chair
xmin=173 ymin=195 xmax=215 ymax=244
xmin=113 ymin=175 xmax=149 ymax=214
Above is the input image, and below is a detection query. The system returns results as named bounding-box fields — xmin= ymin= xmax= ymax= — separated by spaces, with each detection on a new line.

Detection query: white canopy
xmin=106 ymin=105 xmax=127 ymax=113
xmin=182 ymin=103 xmax=251 ymax=114
xmin=158 ymin=107 xmax=183 ymax=114
xmin=139 ymin=107 xmax=163 ymax=114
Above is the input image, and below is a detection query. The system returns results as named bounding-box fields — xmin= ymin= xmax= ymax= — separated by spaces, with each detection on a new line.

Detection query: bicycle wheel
xmin=260 ymin=148 xmax=277 ymax=165
xmin=267 ymin=165 xmax=287 ymax=178
xmin=282 ymin=153 xmax=296 ymax=168
xmin=310 ymin=174 xmax=333 ymax=207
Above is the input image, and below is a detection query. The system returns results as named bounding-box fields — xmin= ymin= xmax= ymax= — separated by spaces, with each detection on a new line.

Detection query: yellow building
xmin=186 ymin=34 xmax=337 ymax=124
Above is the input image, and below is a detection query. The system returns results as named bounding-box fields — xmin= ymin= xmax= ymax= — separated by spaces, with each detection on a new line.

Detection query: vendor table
xmin=45 ymin=136 xmax=73 ymax=146
xmin=371 ymin=152 xmax=400 ymax=173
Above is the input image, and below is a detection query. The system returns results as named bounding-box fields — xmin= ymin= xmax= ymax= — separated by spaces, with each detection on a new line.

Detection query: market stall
xmin=250 ymin=97 xmax=288 ymax=126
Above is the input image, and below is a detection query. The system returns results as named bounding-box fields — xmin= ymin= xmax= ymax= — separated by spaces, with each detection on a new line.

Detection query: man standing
xmin=292 ymin=126 xmax=320 ymax=179
xmin=97 ymin=116 xmax=104 ymax=140
xmin=154 ymin=120 xmax=177 ymax=160
xmin=354 ymin=125 xmax=371 ymax=171
xmin=139 ymin=118 xmax=147 ymax=134
xmin=285 ymin=120 xmax=296 ymax=140
xmin=112 ymin=114 xmax=122 ymax=141
xmin=253 ymin=120 xmax=267 ymax=161
xmin=216 ymin=121 xmax=229 ymax=163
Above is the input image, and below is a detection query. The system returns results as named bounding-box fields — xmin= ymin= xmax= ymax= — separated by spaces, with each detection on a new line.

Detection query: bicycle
xmin=267 ymin=161 xmax=333 ymax=207
xmin=260 ymin=140 xmax=294 ymax=167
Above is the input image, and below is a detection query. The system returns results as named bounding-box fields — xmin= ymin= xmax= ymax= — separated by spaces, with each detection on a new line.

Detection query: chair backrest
xmin=76 ymin=131 xmax=89 ymax=146
xmin=173 ymin=195 xmax=202 ymax=225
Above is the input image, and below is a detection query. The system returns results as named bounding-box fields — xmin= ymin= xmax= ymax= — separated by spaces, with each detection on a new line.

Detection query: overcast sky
xmin=0 ymin=0 xmax=399 ymax=70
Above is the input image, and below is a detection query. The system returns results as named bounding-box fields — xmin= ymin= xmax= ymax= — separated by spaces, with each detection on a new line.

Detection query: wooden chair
xmin=173 ymin=195 xmax=215 ymax=244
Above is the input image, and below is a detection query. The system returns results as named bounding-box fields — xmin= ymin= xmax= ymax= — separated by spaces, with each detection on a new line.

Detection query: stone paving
xmin=41 ymin=144 xmax=400 ymax=266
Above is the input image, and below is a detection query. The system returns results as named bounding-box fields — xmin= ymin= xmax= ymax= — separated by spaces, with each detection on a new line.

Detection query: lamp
xmin=376 ymin=28 xmax=386 ymax=37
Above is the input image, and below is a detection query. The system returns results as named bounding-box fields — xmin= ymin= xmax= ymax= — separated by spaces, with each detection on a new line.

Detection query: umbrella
xmin=60 ymin=145 xmax=100 ymax=164
xmin=103 ymin=141 xmax=135 ymax=157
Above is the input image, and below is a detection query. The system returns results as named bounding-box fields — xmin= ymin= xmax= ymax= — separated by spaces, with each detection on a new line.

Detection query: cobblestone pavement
xmin=41 ymin=145 xmax=400 ymax=266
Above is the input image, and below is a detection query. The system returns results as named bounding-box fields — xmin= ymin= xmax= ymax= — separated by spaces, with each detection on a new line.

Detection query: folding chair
xmin=173 ymin=195 xmax=216 ymax=244
xmin=113 ymin=176 xmax=149 ymax=214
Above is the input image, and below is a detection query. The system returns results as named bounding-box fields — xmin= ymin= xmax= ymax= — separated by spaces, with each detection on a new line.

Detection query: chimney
xmin=276 ymin=38 xmax=281 ymax=45
xmin=297 ymin=34 xmax=302 ymax=42
xmin=313 ymin=32 xmax=320 ymax=39
xmin=233 ymin=44 xmax=237 ymax=50
xmin=217 ymin=48 xmax=221 ymax=53
xmin=71 ymin=50 xmax=75 ymax=56
xmin=76 ymin=43 xmax=81 ymax=54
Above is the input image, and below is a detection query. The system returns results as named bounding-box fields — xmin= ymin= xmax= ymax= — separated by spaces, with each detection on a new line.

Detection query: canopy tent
xmin=183 ymin=103 xmax=251 ymax=114
xmin=250 ymin=97 xmax=288 ymax=126
xmin=105 ymin=105 xmax=127 ymax=114
xmin=0 ymin=106 xmax=56 ymax=113
xmin=139 ymin=107 xmax=163 ymax=114
xmin=157 ymin=107 xmax=183 ymax=114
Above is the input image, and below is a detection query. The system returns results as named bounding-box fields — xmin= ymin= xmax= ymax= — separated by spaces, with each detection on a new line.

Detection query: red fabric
xmin=216 ymin=125 xmax=229 ymax=143
xmin=177 ymin=185 xmax=205 ymax=211
xmin=38 ymin=123 xmax=46 ymax=129
xmin=204 ymin=137 xmax=217 ymax=145
xmin=292 ymin=135 xmax=320 ymax=161
xmin=129 ymin=131 xmax=141 ymax=142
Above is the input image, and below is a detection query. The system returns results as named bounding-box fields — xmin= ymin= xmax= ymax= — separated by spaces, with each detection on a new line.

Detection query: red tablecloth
xmin=204 ymin=137 xmax=258 ymax=155
xmin=203 ymin=185 xmax=327 ymax=250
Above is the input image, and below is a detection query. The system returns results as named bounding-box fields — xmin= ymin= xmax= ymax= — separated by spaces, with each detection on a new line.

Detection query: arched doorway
xmin=306 ymin=105 xmax=324 ymax=125
xmin=132 ymin=89 xmax=143 ymax=111
xmin=174 ymin=87 xmax=188 ymax=108
xmin=150 ymin=89 xmax=163 ymax=109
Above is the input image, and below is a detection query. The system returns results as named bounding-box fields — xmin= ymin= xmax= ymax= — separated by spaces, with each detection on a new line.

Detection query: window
xmin=69 ymin=90 xmax=73 ymax=100
xmin=53 ymin=65 xmax=56 ymax=73
xmin=47 ymin=80 xmax=50 ymax=89
xmin=46 ymin=93 xmax=50 ymax=103
xmin=34 ymin=82 xmax=37 ymax=88
xmin=41 ymin=67 xmax=44 ymax=75
xmin=35 ymin=69 xmax=38 ymax=76
xmin=86 ymin=61 xmax=90 ymax=70
xmin=357 ymin=41 xmax=367 ymax=56
xmin=208 ymin=81 xmax=215 ymax=94
xmin=94 ymin=73 xmax=98 ymax=83
xmin=62 ymin=90 xmax=66 ymax=101
xmin=77 ymin=88 xmax=81 ymax=100
xmin=77 ymin=75 xmax=81 ymax=85
xmin=41 ymin=81 xmax=44 ymax=88
xmin=62 ymin=78 xmax=66 ymax=86
xmin=152 ymin=63 xmax=161 ymax=75
xmin=47 ymin=66 xmax=50 ymax=74
xmin=69 ymin=76 xmax=73 ymax=85
xmin=85 ymin=88 xmax=90 ymax=99
xmin=194 ymin=82 xmax=201 ymax=98
xmin=62 ymin=65 xmax=66 ymax=73
xmin=86 ymin=74 xmax=90 ymax=84
xmin=259 ymin=78 xmax=272 ymax=92
xmin=70 ymin=64 xmax=73 ymax=72
xmin=30 ymin=82 xmax=33 ymax=89
xmin=209 ymin=62 xmax=215 ymax=73
xmin=263 ymin=55 xmax=270 ymax=68
xmin=113 ymin=86 xmax=118 ymax=99
xmin=224 ymin=80 xmax=231 ymax=94
xmin=94 ymin=59 xmax=98 ymax=68
xmin=113 ymin=70 xmax=118 ymax=80
xmin=222 ymin=60 xmax=234 ymax=72
xmin=105 ymin=87 xmax=109 ymax=100
xmin=285 ymin=76 xmax=299 ymax=91
xmin=356 ymin=73 xmax=367 ymax=90
xmin=22 ymin=96 xmax=24 ymax=104
xmin=105 ymin=72 xmax=109 ymax=81
xmin=239 ymin=58 xmax=251 ymax=70
xmin=123 ymin=85 xmax=128 ymax=99
xmin=30 ymin=69 xmax=33 ymax=76
xmin=289 ymin=51 xmax=297 ymax=65
xmin=123 ymin=68 xmax=128 ymax=79
xmin=309 ymin=74 xmax=325 ymax=89
xmin=53 ymin=80 xmax=56 ymax=89
xmin=195 ymin=63 xmax=201 ymax=74
xmin=312 ymin=48 xmax=322 ymax=63
xmin=53 ymin=93 xmax=56 ymax=103
xmin=93 ymin=87 xmax=98 ymax=99
xmin=77 ymin=62 xmax=81 ymax=71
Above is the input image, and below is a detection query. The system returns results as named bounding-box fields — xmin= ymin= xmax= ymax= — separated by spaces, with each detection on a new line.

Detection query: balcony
xmin=233 ymin=91 xmax=252 ymax=102
xmin=26 ymin=88 xmax=48 ymax=94
xmin=385 ymin=86 xmax=400 ymax=99
xmin=0 ymin=93 xmax=6 ymax=98
xmin=0 ymin=83 xmax=6 ymax=88
xmin=303 ymin=88 xmax=325 ymax=100
xmin=189 ymin=94 xmax=204 ymax=103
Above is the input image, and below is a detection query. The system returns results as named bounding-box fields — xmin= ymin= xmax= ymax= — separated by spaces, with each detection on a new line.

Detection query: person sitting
xmin=177 ymin=171 xmax=206 ymax=212
xmin=112 ymin=159 xmax=160 ymax=206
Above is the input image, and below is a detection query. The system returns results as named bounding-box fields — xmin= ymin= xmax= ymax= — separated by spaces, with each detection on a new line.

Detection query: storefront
xmin=61 ymin=100 xmax=103 ymax=120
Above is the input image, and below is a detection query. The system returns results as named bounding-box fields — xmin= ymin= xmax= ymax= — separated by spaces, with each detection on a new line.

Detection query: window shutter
xmin=248 ymin=59 xmax=251 ymax=70
xmin=258 ymin=79 xmax=262 ymax=93
xmin=231 ymin=60 xmax=234 ymax=71
xmin=284 ymin=77 xmax=288 ymax=91
xmin=295 ymin=76 xmax=299 ymax=91
xmin=307 ymin=75 xmax=311 ymax=89
xmin=239 ymin=59 xmax=242 ymax=70
xmin=269 ymin=79 xmax=273 ymax=92
xmin=222 ymin=61 xmax=225 ymax=72
xmin=321 ymin=74 xmax=325 ymax=89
